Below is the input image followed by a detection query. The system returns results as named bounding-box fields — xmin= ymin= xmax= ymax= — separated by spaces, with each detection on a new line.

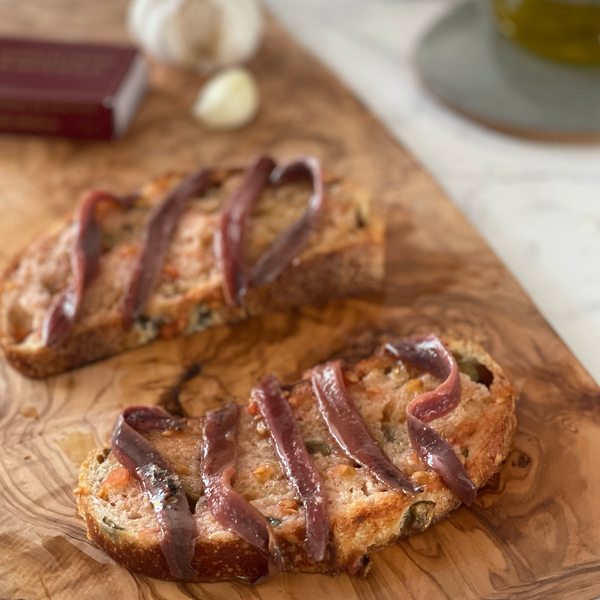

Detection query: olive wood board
xmin=0 ymin=2 xmax=599 ymax=600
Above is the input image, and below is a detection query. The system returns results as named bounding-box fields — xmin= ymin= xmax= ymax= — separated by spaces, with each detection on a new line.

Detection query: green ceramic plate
xmin=416 ymin=0 xmax=600 ymax=140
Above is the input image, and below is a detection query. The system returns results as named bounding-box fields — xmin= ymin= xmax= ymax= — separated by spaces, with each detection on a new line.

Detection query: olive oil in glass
xmin=494 ymin=0 xmax=600 ymax=63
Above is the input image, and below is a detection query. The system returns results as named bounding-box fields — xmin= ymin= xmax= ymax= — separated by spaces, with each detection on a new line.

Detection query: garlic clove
xmin=129 ymin=0 xmax=217 ymax=68
xmin=145 ymin=1 xmax=184 ymax=62
xmin=127 ymin=0 xmax=263 ymax=73
xmin=192 ymin=66 xmax=259 ymax=130
xmin=127 ymin=0 xmax=163 ymax=45
xmin=208 ymin=0 xmax=263 ymax=72
xmin=162 ymin=0 xmax=219 ymax=68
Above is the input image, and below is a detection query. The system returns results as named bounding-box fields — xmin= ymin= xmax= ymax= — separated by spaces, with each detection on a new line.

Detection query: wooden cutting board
xmin=1 ymin=2 xmax=599 ymax=599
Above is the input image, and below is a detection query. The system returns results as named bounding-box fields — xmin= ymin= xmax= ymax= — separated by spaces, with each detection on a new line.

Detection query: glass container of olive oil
xmin=494 ymin=0 xmax=600 ymax=63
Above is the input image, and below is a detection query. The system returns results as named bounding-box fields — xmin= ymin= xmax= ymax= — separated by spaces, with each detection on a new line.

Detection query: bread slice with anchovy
xmin=0 ymin=161 xmax=384 ymax=378
xmin=76 ymin=338 xmax=516 ymax=583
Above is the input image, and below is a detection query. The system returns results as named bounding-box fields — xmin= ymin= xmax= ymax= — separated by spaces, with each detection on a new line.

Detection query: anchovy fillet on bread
xmin=0 ymin=156 xmax=384 ymax=378
xmin=76 ymin=335 xmax=516 ymax=583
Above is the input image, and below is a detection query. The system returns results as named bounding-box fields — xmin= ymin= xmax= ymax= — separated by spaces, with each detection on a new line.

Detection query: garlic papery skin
xmin=192 ymin=67 xmax=259 ymax=130
xmin=127 ymin=0 xmax=263 ymax=73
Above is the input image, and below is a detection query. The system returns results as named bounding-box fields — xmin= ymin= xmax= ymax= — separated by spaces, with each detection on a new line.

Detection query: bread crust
xmin=76 ymin=338 xmax=517 ymax=583
xmin=0 ymin=171 xmax=384 ymax=378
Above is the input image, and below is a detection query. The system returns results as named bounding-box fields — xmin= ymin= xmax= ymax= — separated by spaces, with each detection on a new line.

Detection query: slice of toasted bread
xmin=76 ymin=338 xmax=516 ymax=583
xmin=0 ymin=168 xmax=384 ymax=378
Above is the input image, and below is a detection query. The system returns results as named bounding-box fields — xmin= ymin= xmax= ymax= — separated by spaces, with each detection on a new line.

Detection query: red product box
xmin=0 ymin=38 xmax=148 ymax=140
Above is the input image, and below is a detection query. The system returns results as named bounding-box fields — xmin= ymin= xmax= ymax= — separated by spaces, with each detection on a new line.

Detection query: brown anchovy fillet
xmin=201 ymin=401 xmax=283 ymax=575
xmin=386 ymin=334 xmax=476 ymax=506
xmin=405 ymin=413 xmax=476 ymax=506
xmin=110 ymin=406 xmax=196 ymax=581
xmin=251 ymin=156 xmax=325 ymax=287
xmin=311 ymin=361 xmax=421 ymax=495
xmin=215 ymin=156 xmax=276 ymax=306
xmin=121 ymin=169 xmax=213 ymax=329
xmin=42 ymin=190 xmax=134 ymax=347
xmin=251 ymin=375 xmax=331 ymax=562
xmin=121 ymin=405 xmax=184 ymax=431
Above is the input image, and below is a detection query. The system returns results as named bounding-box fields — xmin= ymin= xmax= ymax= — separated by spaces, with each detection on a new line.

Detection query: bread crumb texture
xmin=77 ymin=339 xmax=516 ymax=582
xmin=0 ymin=170 xmax=384 ymax=377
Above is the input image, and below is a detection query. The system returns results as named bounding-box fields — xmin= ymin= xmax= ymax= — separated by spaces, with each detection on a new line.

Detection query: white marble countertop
xmin=264 ymin=0 xmax=600 ymax=384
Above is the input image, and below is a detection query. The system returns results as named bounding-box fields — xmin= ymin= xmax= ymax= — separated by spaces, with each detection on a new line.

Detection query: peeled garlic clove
xmin=192 ymin=67 xmax=259 ymax=130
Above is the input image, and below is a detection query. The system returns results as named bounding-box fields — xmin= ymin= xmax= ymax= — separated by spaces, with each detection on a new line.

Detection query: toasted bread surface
xmin=0 ymin=170 xmax=384 ymax=377
xmin=76 ymin=339 xmax=516 ymax=583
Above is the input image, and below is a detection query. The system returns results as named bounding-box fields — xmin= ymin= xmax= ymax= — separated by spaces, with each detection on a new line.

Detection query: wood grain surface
xmin=1 ymin=2 xmax=599 ymax=600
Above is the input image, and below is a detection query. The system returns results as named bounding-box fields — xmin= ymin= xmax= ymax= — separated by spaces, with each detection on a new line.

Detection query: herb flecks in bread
xmin=77 ymin=336 xmax=517 ymax=583
xmin=0 ymin=156 xmax=384 ymax=377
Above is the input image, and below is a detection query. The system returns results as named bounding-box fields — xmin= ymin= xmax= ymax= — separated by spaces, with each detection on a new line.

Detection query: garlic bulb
xmin=192 ymin=66 xmax=259 ymax=129
xmin=127 ymin=0 xmax=263 ymax=73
